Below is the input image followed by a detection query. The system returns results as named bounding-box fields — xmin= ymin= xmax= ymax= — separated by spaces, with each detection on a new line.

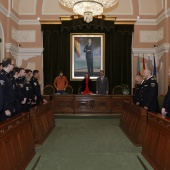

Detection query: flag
xmin=137 ymin=55 xmax=141 ymax=75
xmin=147 ymin=55 xmax=151 ymax=69
xmin=74 ymin=37 xmax=80 ymax=58
xmin=153 ymin=54 xmax=157 ymax=78
xmin=142 ymin=54 xmax=145 ymax=70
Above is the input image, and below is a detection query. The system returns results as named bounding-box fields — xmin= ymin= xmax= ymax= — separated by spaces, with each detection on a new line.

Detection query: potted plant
xmin=121 ymin=84 xmax=130 ymax=95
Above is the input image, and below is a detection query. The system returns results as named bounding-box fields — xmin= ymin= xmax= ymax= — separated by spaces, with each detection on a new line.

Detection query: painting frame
xmin=70 ymin=33 xmax=105 ymax=81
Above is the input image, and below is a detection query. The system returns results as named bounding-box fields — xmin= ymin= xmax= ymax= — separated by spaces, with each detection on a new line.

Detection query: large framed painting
xmin=70 ymin=33 xmax=105 ymax=80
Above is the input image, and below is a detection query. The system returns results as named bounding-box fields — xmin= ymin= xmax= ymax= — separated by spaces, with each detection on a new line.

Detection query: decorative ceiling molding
xmin=6 ymin=43 xmax=43 ymax=56
xmin=132 ymin=43 xmax=170 ymax=59
xmin=6 ymin=43 xmax=44 ymax=66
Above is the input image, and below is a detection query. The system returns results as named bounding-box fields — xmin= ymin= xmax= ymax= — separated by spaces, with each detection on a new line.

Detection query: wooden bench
xmin=142 ymin=112 xmax=170 ymax=170
xmin=120 ymin=101 xmax=147 ymax=146
xmin=0 ymin=112 xmax=35 ymax=170
xmin=30 ymin=100 xmax=55 ymax=146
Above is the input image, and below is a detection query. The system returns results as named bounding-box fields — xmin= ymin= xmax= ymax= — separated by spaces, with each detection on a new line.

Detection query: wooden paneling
xmin=53 ymin=94 xmax=133 ymax=114
xmin=0 ymin=113 xmax=35 ymax=170
xmin=142 ymin=112 xmax=170 ymax=170
xmin=53 ymin=95 xmax=74 ymax=113
xmin=119 ymin=101 xmax=147 ymax=146
xmin=74 ymin=95 xmax=111 ymax=113
xmin=30 ymin=101 xmax=55 ymax=146
xmin=111 ymin=95 xmax=133 ymax=113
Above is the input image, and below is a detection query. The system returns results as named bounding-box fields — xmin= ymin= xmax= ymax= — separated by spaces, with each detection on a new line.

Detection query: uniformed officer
xmin=142 ymin=69 xmax=159 ymax=112
xmin=0 ymin=85 xmax=3 ymax=112
xmin=0 ymin=58 xmax=15 ymax=121
xmin=10 ymin=67 xmax=22 ymax=115
xmin=133 ymin=75 xmax=144 ymax=106
xmin=24 ymin=70 xmax=36 ymax=110
xmin=162 ymin=67 xmax=170 ymax=117
xmin=30 ymin=70 xmax=47 ymax=106
xmin=18 ymin=68 xmax=27 ymax=112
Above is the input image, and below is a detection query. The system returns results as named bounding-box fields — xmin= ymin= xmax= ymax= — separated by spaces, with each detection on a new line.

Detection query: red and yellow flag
xmin=74 ymin=37 xmax=80 ymax=58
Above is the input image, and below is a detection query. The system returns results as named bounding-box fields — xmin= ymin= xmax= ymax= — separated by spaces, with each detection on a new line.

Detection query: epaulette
xmin=151 ymin=77 xmax=155 ymax=80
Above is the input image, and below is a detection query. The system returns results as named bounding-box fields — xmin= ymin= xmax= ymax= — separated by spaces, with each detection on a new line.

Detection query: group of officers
xmin=133 ymin=68 xmax=170 ymax=118
xmin=0 ymin=58 xmax=47 ymax=122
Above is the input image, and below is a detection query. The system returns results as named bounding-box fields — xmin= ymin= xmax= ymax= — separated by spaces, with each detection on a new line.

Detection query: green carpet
xmin=26 ymin=117 xmax=153 ymax=170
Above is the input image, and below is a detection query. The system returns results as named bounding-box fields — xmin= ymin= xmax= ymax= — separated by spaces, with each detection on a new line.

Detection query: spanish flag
xmin=74 ymin=37 xmax=81 ymax=58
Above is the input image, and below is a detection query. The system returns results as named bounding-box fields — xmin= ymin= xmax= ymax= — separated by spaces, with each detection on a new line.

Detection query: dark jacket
xmin=142 ymin=77 xmax=159 ymax=112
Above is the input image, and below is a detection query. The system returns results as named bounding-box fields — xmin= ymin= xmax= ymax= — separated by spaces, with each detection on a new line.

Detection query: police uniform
xmin=0 ymin=85 xmax=3 ymax=112
xmin=0 ymin=69 xmax=15 ymax=121
xmin=30 ymin=76 xmax=43 ymax=105
xmin=162 ymin=85 xmax=170 ymax=117
xmin=133 ymin=82 xmax=144 ymax=106
xmin=17 ymin=77 xmax=27 ymax=112
xmin=24 ymin=82 xmax=36 ymax=110
xmin=10 ymin=77 xmax=22 ymax=114
xmin=142 ymin=76 xmax=159 ymax=112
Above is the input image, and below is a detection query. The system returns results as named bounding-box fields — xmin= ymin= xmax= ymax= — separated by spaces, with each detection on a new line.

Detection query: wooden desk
xmin=0 ymin=113 xmax=35 ymax=170
xmin=53 ymin=94 xmax=133 ymax=115
xmin=142 ymin=112 xmax=170 ymax=170
xmin=120 ymin=101 xmax=147 ymax=146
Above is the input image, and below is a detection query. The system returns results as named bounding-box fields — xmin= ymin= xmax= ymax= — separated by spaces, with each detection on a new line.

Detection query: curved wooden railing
xmin=0 ymin=112 xmax=35 ymax=170
xmin=30 ymin=100 xmax=55 ymax=146
xmin=120 ymin=101 xmax=147 ymax=146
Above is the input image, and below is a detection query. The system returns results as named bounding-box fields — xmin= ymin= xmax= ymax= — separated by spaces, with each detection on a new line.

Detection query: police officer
xmin=0 ymin=85 xmax=3 ymax=112
xmin=143 ymin=68 xmax=159 ymax=112
xmin=0 ymin=58 xmax=15 ymax=121
xmin=18 ymin=68 xmax=27 ymax=112
xmin=133 ymin=75 xmax=144 ymax=106
xmin=162 ymin=67 xmax=170 ymax=117
xmin=24 ymin=70 xmax=36 ymax=110
xmin=30 ymin=70 xmax=47 ymax=106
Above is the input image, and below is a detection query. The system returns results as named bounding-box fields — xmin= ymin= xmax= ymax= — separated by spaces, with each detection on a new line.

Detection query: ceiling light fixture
xmin=59 ymin=0 xmax=118 ymax=23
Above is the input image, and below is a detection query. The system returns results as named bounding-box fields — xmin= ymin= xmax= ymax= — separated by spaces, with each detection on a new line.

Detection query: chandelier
xmin=59 ymin=0 xmax=119 ymax=23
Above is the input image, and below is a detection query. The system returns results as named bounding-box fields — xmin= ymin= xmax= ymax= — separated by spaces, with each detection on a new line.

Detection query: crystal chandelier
xmin=59 ymin=0 xmax=119 ymax=23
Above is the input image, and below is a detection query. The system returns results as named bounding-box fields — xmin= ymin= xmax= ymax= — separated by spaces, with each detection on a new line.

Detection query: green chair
xmin=158 ymin=94 xmax=165 ymax=112
xmin=65 ymin=85 xmax=73 ymax=94
xmin=43 ymin=84 xmax=55 ymax=95
xmin=112 ymin=86 xmax=123 ymax=94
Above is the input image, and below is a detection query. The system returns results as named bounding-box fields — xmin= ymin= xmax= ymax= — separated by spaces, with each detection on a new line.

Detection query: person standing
xmin=81 ymin=73 xmax=92 ymax=94
xmin=162 ymin=67 xmax=170 ymax=117
xmin=142 ymin=68 xmax=159 ymax=112
xmin=133 ymin=75 xmax=145 ymax=106
xmin=53 ymin=71 xmax=68 ymax=94
xmin=83 ymin=38 xmax=94 ymax=76
xmin=0 ymin=58 xmax=15 ymax=121
xmin=30 ymin=70 xmax=47 ymax=106
xmin=96 ymin=70 xmax=109 ymax=95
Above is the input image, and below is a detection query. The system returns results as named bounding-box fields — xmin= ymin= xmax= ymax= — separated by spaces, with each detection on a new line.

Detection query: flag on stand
xmin=153 ymin=54 xmax=157 ymax=78
xmin=147 ymin=55 xmax=151 ymax=69
xmin=142 ymin=54 xmax=145 ymax=71
xmin=137 ymin=55 xmax=141 ymax=75
xmin=74 ymin=37 xmax=81 ymax=58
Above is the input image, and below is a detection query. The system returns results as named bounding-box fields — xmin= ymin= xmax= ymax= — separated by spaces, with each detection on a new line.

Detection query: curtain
xmin=42 ymin=19 xmax=133 ymax=94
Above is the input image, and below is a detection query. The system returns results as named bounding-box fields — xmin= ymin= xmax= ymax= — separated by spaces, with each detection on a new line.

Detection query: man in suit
xmin=96 ymin=70 xmax=109 ymax=95
xmin=83 ymin=38 xmax=94 ymax=76
xmin=142 ymin=68 xmax=159 ymax=112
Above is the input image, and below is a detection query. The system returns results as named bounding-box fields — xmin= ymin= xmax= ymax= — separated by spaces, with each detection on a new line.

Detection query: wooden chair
xmin=65 ymin=85 xmax=73 ymax=94
xmin=43 ymin=84 xmax=55 ymax=95
xmin=77 ymin=86 xmax=82 ymax=94
xmin=158 ymin=94 xmax=165 ymax=112
xmin=112 ymin=85 xmax=123 ymax=94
